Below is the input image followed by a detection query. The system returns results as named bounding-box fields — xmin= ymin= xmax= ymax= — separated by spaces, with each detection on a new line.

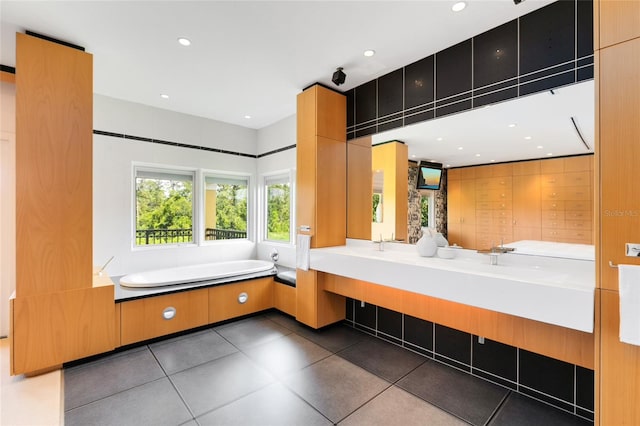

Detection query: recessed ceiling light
xmin=436 ymin=137 xmax=443 ymax=141
xmin=537 ymin=145 xmax=544 ymax=149
xmin=160 ymin=94 xmax=169 ymax=99
xmin=490 ymin=160 xmax=496 ymax=162
xmin=524 ymin=136 xmax=532 ymax=140
xmin=458 ymin=147 xmax=464 ymax=150
xmin=177 ymin=37 xmax=191 ymax=46
xmin=547 ymin=152 xmax=553 ymax=156
xmin=475 ymin=154 xmax=481 ymax=157
xmin=452 ymin=1 xmax=467 ymax=12
xmin=411 ymin=154 xmax=416 ymax=158
xmin=508 ymin=123 xmax=517 ymax=128
xmin=446 ymin=164 xmax=451 ymax=168
xmin=244 ymin=115 xmax=252 ymax=119
xmin=363 ymin=50 xmax=375 ymax=57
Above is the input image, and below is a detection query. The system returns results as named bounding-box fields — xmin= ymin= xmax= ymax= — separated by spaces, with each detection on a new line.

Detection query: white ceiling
xmin=1 ymin=0 xmax=557 ymax=131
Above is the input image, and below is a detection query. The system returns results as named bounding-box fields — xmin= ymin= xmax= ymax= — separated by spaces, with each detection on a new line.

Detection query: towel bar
xmin=609 ymin=260 xmax=618 ymax=268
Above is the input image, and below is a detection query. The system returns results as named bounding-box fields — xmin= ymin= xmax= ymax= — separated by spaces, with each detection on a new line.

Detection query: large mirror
xmin=369 ymin=80 xmax=595 ymax=246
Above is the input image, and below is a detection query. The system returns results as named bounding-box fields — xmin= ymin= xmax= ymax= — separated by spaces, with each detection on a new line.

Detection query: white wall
xmin=0 ymin=82 xmax=16 ymax=337
xmin=255 ymin=115 xmax=298 ymax=268
xmin=94 ymin=95 xmax=259 ymax=276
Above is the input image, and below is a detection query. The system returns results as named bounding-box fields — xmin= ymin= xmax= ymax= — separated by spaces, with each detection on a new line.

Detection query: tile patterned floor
xmin=64 ymin=311 xmax=592 ymax=426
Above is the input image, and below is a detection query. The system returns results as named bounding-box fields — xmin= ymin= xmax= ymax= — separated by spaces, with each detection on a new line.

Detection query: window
xmin=420 ymin=191 xmax=435 ymax=228
xmin=204 ymin=174 xmax=249 ymax=241
xmin=135 ymin=168 xmax=194 ymax=246
xmin=264 ymin=174 xmax=291 ymax=243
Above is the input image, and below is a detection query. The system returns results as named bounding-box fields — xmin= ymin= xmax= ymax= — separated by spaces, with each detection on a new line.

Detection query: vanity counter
xmin=310 ymin=240 xmax=595 ymax=332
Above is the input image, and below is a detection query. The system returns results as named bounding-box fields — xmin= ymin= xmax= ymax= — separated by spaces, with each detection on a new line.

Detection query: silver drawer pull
xmin=163 ymin=306 xmax=176 ymax=320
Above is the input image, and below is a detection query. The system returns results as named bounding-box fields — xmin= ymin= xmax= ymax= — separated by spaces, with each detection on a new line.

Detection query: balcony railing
xmin=136 ymin=228 xmax=247 ymax=245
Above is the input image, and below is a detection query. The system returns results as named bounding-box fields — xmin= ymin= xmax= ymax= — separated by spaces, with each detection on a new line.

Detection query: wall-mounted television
xmin=416 ymin=161 xmax=443 ymax=190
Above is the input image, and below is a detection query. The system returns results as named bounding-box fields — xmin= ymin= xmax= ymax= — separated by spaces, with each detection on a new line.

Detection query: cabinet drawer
xmin=565 ymin=210 xmax=592 ymax=220
xmin=542 ymin=228 xmax=565 ymax=240
xmin=274 ymin=282 xmax=296 ymax=317
xmin=540 ymin=173 xmax=564 ymax=187
xmin=120 ymin=289 xmax=209 ymax=345
xmin=542 ymin=210 xmax=566 ymax=221
xmin=564 ymin=186 xmax=592 ymax=200
xmin=492 ymin=200 xmax=512 ymax=210
xmin=476 ymin=209 xmax=493 ymax=219
xmin=492 ymin=217 xmax=512 ymax=227
xmin=476 ymin=217 xmax=492 ymax=227
xmin=564 ymin=171 xmax=591 ymax=186
xmin=542 ymin=219 xmax=566 ymax=229
xmin=565 ymin=220 xmax=592 ymax=230
xmin=476 ymin=200 xmax=492 ymax=210
xmin=541 ymin=189 xmax=564 ymax=200
xmin=476 ymin=189 xmax=512 ymax=200
xmin=492 ymin=210 xmax=512 ymax=219
xmin=542 ymin=200 xmax=565 ymax=210
xmin=209 ymin=277 xmax=274 ymax=324
xmin=565 ymin=200 xmax=592 ymax=211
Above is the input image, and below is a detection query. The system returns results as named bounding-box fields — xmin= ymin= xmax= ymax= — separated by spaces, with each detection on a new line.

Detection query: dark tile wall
xmin=345 ymin=0 xmax=593 ymax=140
xmin=345 ymin=298 xmax=594 ymax=422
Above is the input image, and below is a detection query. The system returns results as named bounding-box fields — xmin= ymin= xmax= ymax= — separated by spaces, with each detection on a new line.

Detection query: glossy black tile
xmin=473 ymin=20 xmax=518 ymax=89
xmin=377 ymin=307 xmax=402 ymax=341
xmin=346 ymin=89 xmax=355 ymax=128
xmin=378 ymin=69 xmax=403 ymax=118
xmin=576 ymin=366 xmax=594 ymax=411
xmin=354 ymin=301 xmax=376 ymax=331
xmin=577 ymin=0 xmax=594 ymax=59
xmin=473 ymin=87 xmax=518 ymax=109
xmin=435 ymin=99 xmax=472 ymax=119
xmin=519 ymin=349 xmax=574 ymax=405
xmin=355 ymin=125 xmax=377 ymax=139
xmin=435 ymin=324 xmax=471 ymax=371
xmin=345 ymin=298 xmax=354 ymax=322
xmin=403 ymin=314 xmax=433 ymax=353
xmin=404 ymin=55 xmax=434 ymax=109
xmin=378 ymin=118 xmax=403 ymax=133
xmin=404 ymin=108 xmax=434 ymax=126
xmin=519 ymin=70 xmax=575 ymax=97
xmin=519 ymin=0 xmax=575 ymax=75
xmin=436 ymin=40 xmax=472 ymax=100
xmin=355 ymin=80 xmax=377 ymax=125
xmin=472 ymin=336 xmax=517 ymax=384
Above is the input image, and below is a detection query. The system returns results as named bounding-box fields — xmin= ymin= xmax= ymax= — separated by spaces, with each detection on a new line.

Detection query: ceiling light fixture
xmin=475 ymin=154 xmax=481 ymax=157
xmin=244 ymin=115 xmax=252 ymax=119
xmin=537 ymin=145 xmax=543 ymax=149
xmin=458 ymin=147 xmax=464 ymax=150
xmin=508 ymin=123 xmax=517 ymax=128
xmin=177 ymin=37 xmax=191 ymax=46
xmin=524 ymin=136 xmax=532 ymax=140
xmin=547 ymin=152 xmax=553 ymax=156
xmin=160 ymin=94 xmax=169 ymax=99
xmin=452 ymin=1 xmax=467 ymax=12
xmin=363 ymin=50 xmax=375 ymax=57
xmin=436 ymin=137 xmax=443 ymax=141
xmin=490 ymin=160 xmax=496 ymax=162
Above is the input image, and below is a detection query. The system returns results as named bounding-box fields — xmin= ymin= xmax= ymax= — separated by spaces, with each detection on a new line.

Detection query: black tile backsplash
xmin=434 ymin=324 xmax=471 ymax=371
xmin=519 ymin=349 xmax=575 ymax=404
xmin=346 ymin=0 xmax=592 ymax=140
xmin=345 ymin=298 xmax=593 ymax=422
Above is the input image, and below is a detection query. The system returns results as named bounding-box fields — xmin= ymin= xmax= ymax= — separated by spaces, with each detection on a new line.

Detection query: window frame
xmin=419 ymin=189 xmax=436 ymax=229
xmin=200 ymin=170 xmax=253 ymax=244
xmin=261 ymin=169 xmax=295 ymax=245
xmin=132 ymin=163 xmax=198 ymax=250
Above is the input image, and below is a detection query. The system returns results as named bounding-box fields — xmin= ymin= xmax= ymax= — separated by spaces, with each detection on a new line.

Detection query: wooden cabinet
xmin=11 ymin=33 xmax=115 ymax=375
xmin=209 ymin=278 xmax=273 ymax=324
xmin=347 ymin=136 xmax=372 ymax=240
xmin=120 ymin=289 xmax=209 ymax=345
xmin=447 ymin=155 xmax=593 ymax=250
xmin=274 ymin=283 xmax=296 ymax=317
xmin=371 ymin=141 xmax=408 ymax=242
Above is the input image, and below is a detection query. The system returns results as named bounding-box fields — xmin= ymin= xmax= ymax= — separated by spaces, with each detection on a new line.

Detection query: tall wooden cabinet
xmin=447 ymin=168 xmax=476 ymax=249
xmin=595 ymin=1 xmax=640 ymax=423
xmin=295 ymin=84 xmax=346 ymax=328
xmin=10 ymin=33 xmax=116 ymax=375
xmin=347 ymin=136 xmax=372 ymax=240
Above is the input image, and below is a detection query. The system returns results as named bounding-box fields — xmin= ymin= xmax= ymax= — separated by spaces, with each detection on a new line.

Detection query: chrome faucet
xmin=374 ymin=234 xmax=385 ymax=251
xmin=490 ymin=239 xmax=515 ymax=254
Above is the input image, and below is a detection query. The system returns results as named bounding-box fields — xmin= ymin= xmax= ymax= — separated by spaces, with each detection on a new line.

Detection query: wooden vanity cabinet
xmin=208 ymin=277 xmax=273 ymax=324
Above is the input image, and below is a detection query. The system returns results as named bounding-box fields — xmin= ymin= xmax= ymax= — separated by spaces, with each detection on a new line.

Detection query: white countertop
xmin=310 ymin=239 xmax=595 ymax=333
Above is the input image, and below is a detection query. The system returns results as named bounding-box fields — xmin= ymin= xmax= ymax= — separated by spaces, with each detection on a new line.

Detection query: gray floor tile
xmin=295 ymin=323 xmax=368 ymax=353
xmin=488 ymin=393 xmax=592 ymax=426
xmin=64 ymin=347 xmax=165 ymax=410
xmin=264 ymin=311 xmax=310 ymax=333
xmin=397 ymin=360 xmax=508 ymax=426
xmin=283 ymin=355 xmax=390 ymax=423
xmin=65 ymin=377 xmax=192 ymax=426
xmin=197 ymin=383 xmax=332 ymax=426
xmin=150 ymin=330 xmax=238 ymax=374
xmin=338 ymin=334 xmax=427 ymax=382
xmin=170 ymin=352 xmax=275 ymax=417
xmin=339 ymin=386 xmax=468 ymax=426
xmin=215 ymin=316 xmax=292 ymax=350
xmin=244 ymin=333 xmax=332 ymax=378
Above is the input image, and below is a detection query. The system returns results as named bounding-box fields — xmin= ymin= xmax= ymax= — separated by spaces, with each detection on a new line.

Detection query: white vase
xmin=416 ymin=235 xmax=438 ymax=257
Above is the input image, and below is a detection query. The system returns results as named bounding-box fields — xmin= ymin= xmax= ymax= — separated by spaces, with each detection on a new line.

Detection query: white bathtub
xmin=120 ymin=260 xmax=275 ymax=288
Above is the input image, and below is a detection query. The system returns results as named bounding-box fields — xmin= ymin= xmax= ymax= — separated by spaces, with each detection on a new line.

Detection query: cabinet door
xmin=120 ymin=289 xmax=209 ymax=345
xmin=209 ymin=278 xmax=274 ymax=324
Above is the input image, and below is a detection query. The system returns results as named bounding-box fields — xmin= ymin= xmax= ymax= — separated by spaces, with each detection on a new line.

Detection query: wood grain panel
xmin=120 ymin=289 xmax=208 ymax=345
xmin=0 ymin=70 xmax=15 ymax=84
xmin=599 ymin=289 xmax=640 ymax=424
xmin=347 ymin=139 xmax=372 ymax=240
xmin=16 ymin=33 xmax=93 ymax=296
xmin=274 ymin=283 xmax=296 ymax=317
xmin=315 ymin=136 xmax=346 ymax=247
xmin=11 ymin=285 xmax=115 ymax=375
xmin=512 ymin=160 xmax=540 ymax=176
xmin=208 ymin=278 xmax=273 ymax=324
xmin=598 ymin=0 xmax=640 ymax=49
xmin=316 ymin=85 xmax=347 ymax=142
xmin=599 ymin=38 xmax=640 ymax=290
xmin=324 ymin=274 xmax=593 ymax=368
xmin=394 ymin=145 xmax=408 ymax=242
xmin=296 ymin=134 xmax=317 ymax=239
xmin=296 ymin=270 xmax=345 ymax=328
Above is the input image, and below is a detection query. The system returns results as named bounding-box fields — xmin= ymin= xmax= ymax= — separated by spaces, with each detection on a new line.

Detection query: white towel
xmin=619 ymin=264 xmax=640 ymax=345
xmin=296 ymin=234 xmax=311 ymax=271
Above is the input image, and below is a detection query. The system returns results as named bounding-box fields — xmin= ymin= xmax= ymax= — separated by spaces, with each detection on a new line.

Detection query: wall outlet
xmin=478 ymin=336 xmax=485 ymax=344
xmin=626 ymin=243 xmax=640 ymax=257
